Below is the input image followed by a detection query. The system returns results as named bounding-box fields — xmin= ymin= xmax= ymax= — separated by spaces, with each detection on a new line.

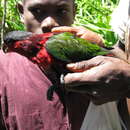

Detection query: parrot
xmin=4 ymin=30 xmax=112 ymax=100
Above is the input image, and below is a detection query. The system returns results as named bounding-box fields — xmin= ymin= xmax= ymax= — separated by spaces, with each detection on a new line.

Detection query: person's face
xmin=20 ymin=0 xmax=75 ymax=33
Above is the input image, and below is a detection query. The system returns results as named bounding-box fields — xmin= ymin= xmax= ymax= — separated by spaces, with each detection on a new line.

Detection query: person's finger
xmin=52 ymin=26 xmax=105 ymax=46
xmin=66 ymin=62 xmax=92 ymax=72
xmin=64 ymin=63 xmax=107 ymax=86
xmin=66 ymin=56 xmax=106 ymax=72
xmin=52 ymin=26 xmax=76 ymax=33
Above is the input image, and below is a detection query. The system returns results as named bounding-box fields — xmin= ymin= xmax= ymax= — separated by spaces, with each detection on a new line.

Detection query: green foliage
xmin=74 ymin=0 xmax=119 ymax=46
xmin=74 ymin=0 xmax=119 ymax=28
xmin=0 ymin=0 xmax=119 ymax=46
xmin=0 ymin=0 xmax=24 ymax=33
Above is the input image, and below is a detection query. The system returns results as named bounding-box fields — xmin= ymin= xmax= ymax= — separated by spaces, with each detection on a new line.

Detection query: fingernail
xmin=67 ymin=63 xmax=75 ymax=68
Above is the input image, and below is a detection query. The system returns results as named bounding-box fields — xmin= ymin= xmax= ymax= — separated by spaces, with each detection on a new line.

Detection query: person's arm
xmin=52 ymin=26 xmax=130 ymax=104
xmin=61 ymin=55 xmax=130 ymax=105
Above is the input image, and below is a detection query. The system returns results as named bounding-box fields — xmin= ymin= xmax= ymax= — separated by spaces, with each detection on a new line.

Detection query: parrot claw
xmin=60 ymin=74 xmax=65 ymax=84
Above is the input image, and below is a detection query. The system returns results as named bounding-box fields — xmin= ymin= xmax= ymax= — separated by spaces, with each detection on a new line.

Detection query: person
xmin=0 ymin=0 xmax=106 ymax=130
xmin=51 ymin=0 xmax=130 ymax=105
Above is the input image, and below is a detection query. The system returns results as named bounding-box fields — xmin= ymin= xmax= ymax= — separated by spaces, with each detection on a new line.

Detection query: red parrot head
xmin=4 ymin=31 xmax=54 ymax=69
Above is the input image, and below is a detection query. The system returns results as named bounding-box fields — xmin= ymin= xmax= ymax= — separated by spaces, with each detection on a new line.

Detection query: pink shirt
xmin=0 ymin=50 xmax=89 ymax=130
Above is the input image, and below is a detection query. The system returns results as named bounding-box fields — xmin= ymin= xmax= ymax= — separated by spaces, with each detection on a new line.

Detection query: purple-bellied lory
xmin=4 ymin=31 xmax=111 ymax=100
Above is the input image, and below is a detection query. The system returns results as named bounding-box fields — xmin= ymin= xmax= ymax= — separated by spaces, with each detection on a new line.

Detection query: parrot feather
xmin=46 ymin=32 xmax=109 ymax=63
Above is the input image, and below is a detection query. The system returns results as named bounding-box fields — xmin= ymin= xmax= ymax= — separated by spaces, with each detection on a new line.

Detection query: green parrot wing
xmin=45 ymin=32 xmax=109 ymax=63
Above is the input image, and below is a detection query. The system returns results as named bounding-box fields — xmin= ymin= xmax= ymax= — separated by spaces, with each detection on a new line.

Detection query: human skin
xmin=52 ymin=26 xmax=130 ymax=105
xmin=18 ymin=0 xmax=75 ymax=33
xmin=63 ymin=56 xmax=130 ymax=104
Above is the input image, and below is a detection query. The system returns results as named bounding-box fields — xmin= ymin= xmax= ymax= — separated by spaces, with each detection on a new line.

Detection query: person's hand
xmin=52 ymin=26 xmax=104 ymax=47
xmin=62 ymin=56 xmax=130 ymax=104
